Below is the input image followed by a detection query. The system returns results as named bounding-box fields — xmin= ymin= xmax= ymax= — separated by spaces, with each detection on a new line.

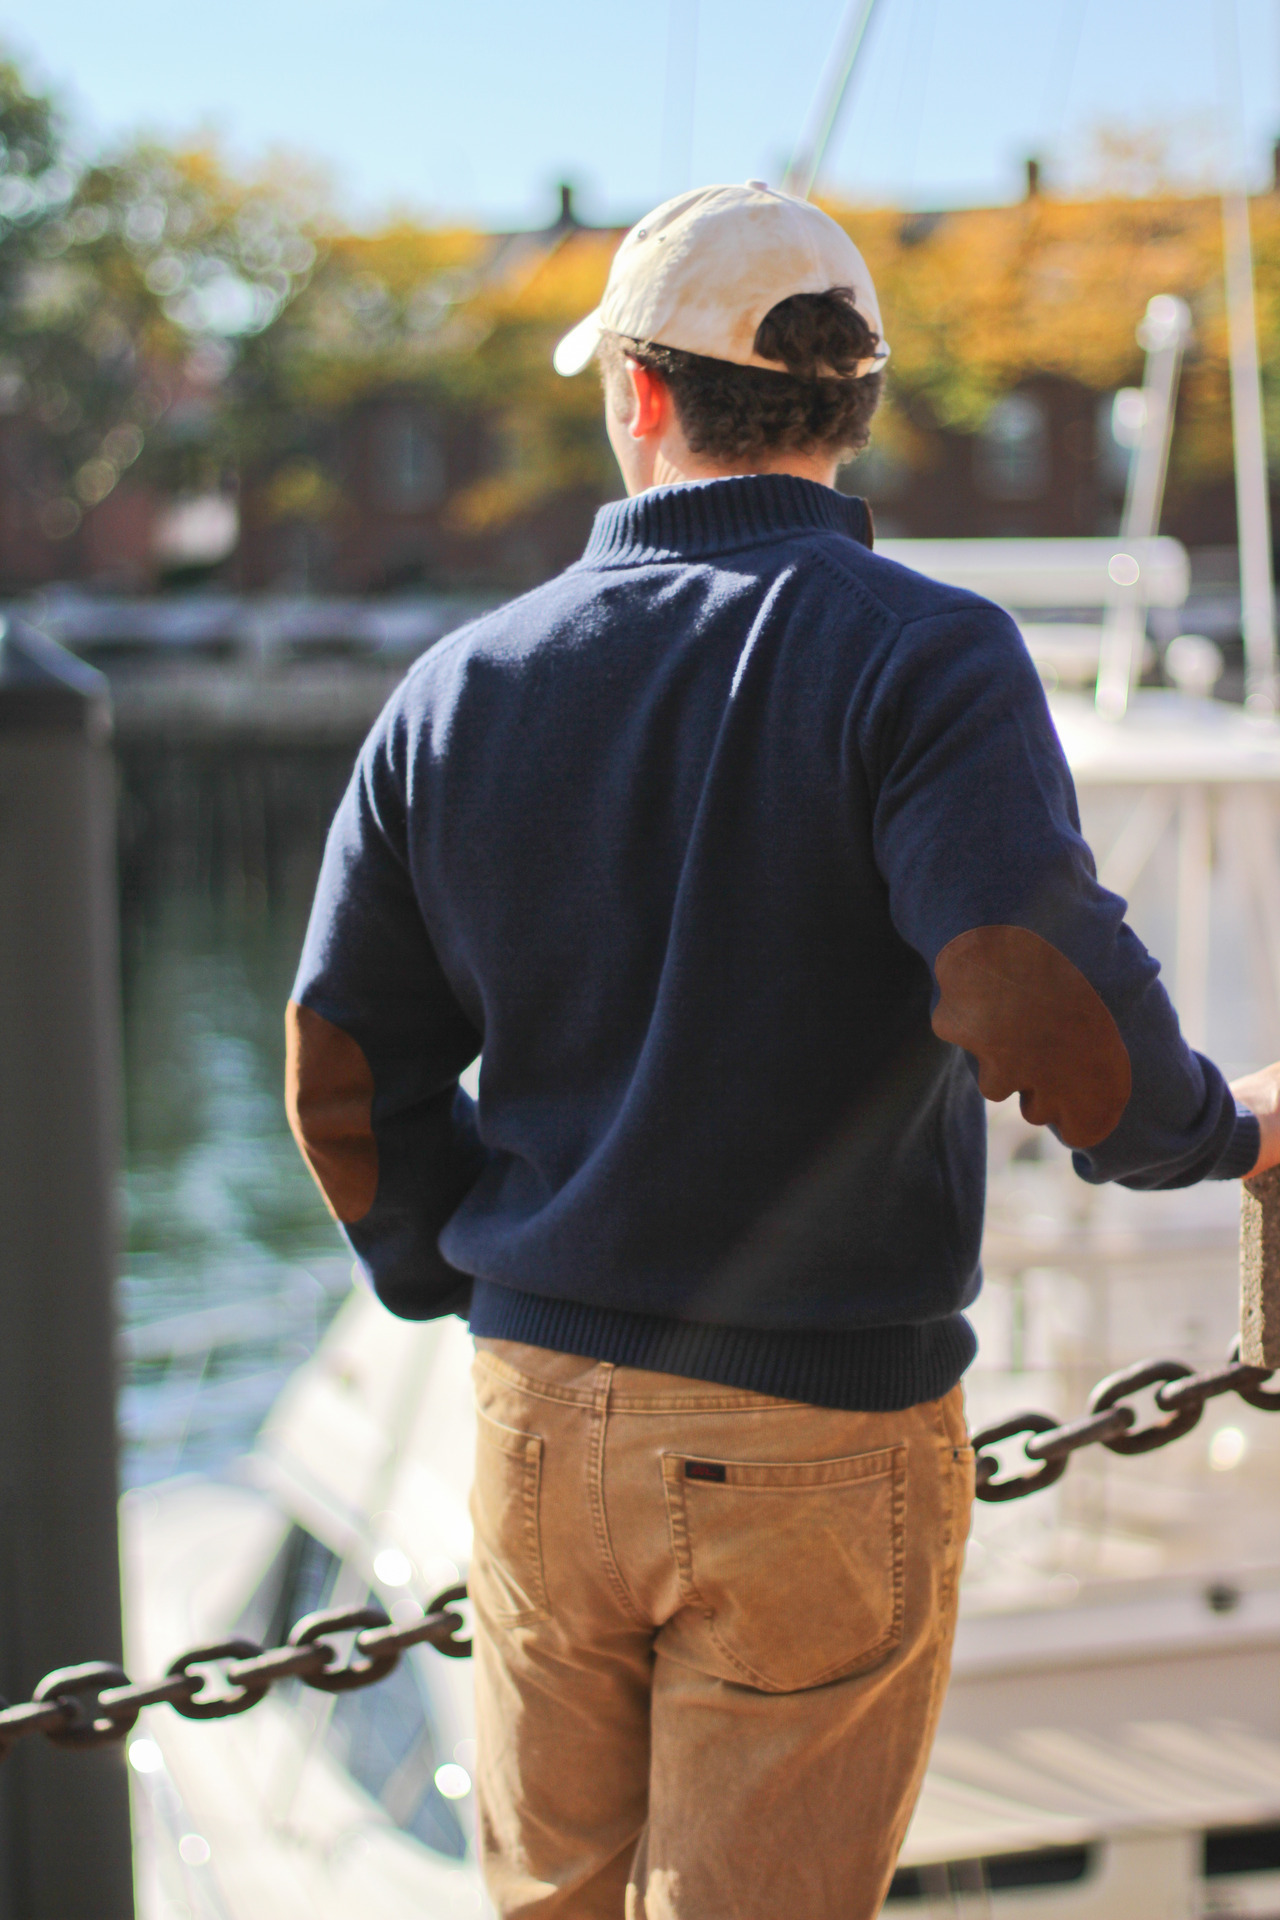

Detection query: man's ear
xmin=624 ymin=358 xmax=669 ymax=441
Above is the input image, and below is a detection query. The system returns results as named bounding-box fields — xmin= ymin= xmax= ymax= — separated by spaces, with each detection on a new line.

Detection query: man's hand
xmin=1231 ymin=1062 xmax=1280 ymax=1177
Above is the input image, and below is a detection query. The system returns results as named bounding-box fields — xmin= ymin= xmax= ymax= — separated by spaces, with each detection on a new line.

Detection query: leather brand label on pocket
xmin=685 ymin=1460 xmax=727 ymax=1481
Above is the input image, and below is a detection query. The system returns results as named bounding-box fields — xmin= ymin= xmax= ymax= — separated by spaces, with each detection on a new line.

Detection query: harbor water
xmin=117 ymin=743 xmax=357 ymax=1486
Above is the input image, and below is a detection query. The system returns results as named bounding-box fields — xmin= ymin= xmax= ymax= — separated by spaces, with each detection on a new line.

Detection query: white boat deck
xmin=1051 ymin=690 xmax=1280 ymax=787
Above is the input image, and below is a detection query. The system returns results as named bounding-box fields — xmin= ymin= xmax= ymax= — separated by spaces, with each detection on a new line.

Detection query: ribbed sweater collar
xmin=580 ymin=473 xmax=873 ymax=567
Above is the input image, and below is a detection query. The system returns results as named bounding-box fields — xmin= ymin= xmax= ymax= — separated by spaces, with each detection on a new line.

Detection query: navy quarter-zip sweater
xmin=288 ymin=474 xmax=1257 ymax=1411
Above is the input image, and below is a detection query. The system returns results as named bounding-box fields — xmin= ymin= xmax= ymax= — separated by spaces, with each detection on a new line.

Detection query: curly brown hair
xmin=598 ymin=288 xmax=884 ymax=465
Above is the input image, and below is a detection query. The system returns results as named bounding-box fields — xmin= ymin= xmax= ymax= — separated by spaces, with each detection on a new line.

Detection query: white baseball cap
xmin=552 ymin=181 xmax=888 ymax=380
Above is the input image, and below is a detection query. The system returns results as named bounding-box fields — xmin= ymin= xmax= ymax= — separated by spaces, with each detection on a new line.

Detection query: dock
xmin=15 ymin=591 xmax=502 ymax=747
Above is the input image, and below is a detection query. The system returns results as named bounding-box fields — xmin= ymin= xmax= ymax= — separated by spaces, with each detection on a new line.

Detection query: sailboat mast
xmin=1222 ymin=184 xmax=1278 ymax=710
xmin=782 ymin=0 xmax=881 ymax=201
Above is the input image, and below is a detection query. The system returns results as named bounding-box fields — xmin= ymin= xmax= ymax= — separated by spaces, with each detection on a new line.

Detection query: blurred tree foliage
xmin=228 ymin=179 xmax=1280 ymax=533
xmin=228 ymin=220 xmax=623 ymax=532
xmin=6 ymin=30 xmax=1280 ymax=551
xmin=0 ymin=54 xmax=156 ymax=540
xmin=0 ymin=52 xmax=321 ymax=540
xmin=826 ymin=190 xmax=1278 ymax=504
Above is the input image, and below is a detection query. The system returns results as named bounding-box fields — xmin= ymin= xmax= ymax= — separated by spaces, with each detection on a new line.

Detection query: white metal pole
xmin=1095 ymin=296 xmax=1190 ymax=719
xmin=783 ymin=0 xmax=881 ymax=200
xmin=1221 ymin=185 xmax=1278 ymax=710
xmin=1215 ymin=0 xmax=1277 ymax=712
xmin=1175 ymin=784 xmax=1212 ymax=1051
xmin=1122 ymin=298 xmax=1191 ymax=546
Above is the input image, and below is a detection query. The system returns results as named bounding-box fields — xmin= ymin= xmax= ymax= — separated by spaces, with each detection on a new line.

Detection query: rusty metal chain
xmin=8 ymin=1340 xmax=1279 ymax=1751
xmin=974 ymin=1339 xmax=1280 ymax=1501
xmin=0 ymin=1583 xmax=470 ymax=1763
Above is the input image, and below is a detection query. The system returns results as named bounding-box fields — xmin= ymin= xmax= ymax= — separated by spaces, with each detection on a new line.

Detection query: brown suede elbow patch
xmin=285 ymin=1000 xmax=378 ymax=1223
xmin=932 ymin=925 xmax=1131 ymax=1149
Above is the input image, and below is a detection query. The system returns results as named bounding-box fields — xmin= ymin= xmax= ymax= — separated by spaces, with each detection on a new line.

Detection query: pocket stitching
xmin=474 ymin=1407 xmax=550 ymax=1625
xmin=661 ymin=1447 xmax=907 ymax=1693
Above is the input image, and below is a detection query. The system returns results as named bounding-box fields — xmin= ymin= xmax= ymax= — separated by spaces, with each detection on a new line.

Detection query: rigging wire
xmin=893 ymin=0 xmax=940 ymax=200
xmin=659 ymin=0 xmax=700 ymax=198
xmin=1039 ymin=0 xmax=1091 ymax=165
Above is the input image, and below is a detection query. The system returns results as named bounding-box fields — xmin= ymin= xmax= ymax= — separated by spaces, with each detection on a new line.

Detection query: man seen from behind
xmin=286 ymin=183 xmax=1280 ymax=1918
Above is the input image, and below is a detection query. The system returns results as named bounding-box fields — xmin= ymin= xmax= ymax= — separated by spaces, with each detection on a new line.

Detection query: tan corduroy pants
xmin=469 ymin=1337 xmax=973 ymax=1920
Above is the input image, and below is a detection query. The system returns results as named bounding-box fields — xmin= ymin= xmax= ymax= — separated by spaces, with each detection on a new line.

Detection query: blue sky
xmin=5 ymin=0 xmax=1280 ymax=228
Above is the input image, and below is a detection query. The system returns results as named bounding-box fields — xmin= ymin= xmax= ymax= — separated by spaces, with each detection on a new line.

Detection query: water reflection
xmin=117 ymin=758 xmax=353 ymax=1487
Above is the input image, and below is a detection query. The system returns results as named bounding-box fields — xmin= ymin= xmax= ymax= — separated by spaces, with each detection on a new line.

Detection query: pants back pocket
xmin=469 ymin=1405 xmax=550 ymax=1626
xmin=661 ymin=1446 xmax=906 ymax=1692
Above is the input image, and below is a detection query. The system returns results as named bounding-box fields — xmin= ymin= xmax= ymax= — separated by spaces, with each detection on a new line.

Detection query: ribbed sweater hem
xmin=467 ymin=1279 xmax=976 ymax=1412
xmin=1215 ymin=1108 xmax=1262 ymax=1181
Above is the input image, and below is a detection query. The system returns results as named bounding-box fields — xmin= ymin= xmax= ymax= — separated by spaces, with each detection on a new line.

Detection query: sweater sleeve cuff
xmin=1209 ymin=1106 xmax=1261 ymax=1181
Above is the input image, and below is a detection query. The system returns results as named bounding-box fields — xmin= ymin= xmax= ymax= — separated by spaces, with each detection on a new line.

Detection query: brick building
xmin=0 ymin=183 xmax=1261 ymax=597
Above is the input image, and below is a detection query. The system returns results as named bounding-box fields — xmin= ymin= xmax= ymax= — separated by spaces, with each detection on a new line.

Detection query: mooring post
xmin=0 ymin=619 xmax=134 ymax=1917
xmin=1241 ymin=1165 xmax=1280 ymax=1370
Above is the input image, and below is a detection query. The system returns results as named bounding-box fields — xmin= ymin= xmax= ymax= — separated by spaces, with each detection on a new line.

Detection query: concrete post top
xmin=0 ymin=616 xmax=111 ymax=738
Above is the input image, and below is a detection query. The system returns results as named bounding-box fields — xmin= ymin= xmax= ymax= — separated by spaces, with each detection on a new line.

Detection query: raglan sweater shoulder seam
xmin=397 ymin=579 xmax=563 ymax=693
xmin=805 ymin=544 xmax=1029 ymax=784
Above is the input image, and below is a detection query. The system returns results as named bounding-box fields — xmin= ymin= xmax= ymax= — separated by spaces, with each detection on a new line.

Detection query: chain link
xmin=6 ymin=1343 xmax=1276 ymax=1754
xmin=973 ymin=1342 xmax=1279 ymax=1501
xmin=0 ymin=1585 xmax=470 ymax=1763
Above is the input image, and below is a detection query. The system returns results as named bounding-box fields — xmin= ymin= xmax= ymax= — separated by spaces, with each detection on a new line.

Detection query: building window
xmin=974 ymin=392 xmax=1049 ymax=500
xmin=377 ymin=409 xmax=444 ymax=509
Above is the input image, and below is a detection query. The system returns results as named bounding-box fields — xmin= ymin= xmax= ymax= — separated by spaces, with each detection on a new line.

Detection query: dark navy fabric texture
xmin=293 ymin=473 xmax=1257 ymax=1411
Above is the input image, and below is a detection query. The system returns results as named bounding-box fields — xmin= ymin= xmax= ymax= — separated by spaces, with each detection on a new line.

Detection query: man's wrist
xmin=1229 ymin=1063 xmax=1280 ymax=1177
